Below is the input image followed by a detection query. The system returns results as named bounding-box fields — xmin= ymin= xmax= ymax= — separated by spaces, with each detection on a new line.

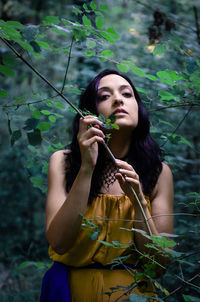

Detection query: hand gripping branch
xmin=0 ymin=36 xmax=152 ymax=236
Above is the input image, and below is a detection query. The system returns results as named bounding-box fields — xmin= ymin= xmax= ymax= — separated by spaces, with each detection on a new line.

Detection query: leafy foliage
xmin=0 ymin=0 xmax=200 ymax=301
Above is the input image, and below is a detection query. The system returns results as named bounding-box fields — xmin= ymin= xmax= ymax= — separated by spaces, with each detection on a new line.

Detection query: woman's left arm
xmin=115 ymin=161 xmax=174 ymax=271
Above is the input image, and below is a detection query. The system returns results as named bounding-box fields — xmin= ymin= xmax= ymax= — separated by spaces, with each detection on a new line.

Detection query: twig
xmin=193 ymin=6 xmax=200 ymax=44
xmin=160 ymin=104 xmax=193 ymax=147
xmin=0 ymin=36 xmax=153 ymax=236
xmin=2 ymin=94 xmax=59 ymax=109
xmin=149 ymin=103 xmax=200 ymax=112
xmin=113 ymin=283 xmax=137 ymax=302
xmin=0 ymin=36 xmax=83 ymax=117
xmin=61 ymin=35 xmax=74 ymax=94
xmin=163 ymin=273 xmax=200 ymax=300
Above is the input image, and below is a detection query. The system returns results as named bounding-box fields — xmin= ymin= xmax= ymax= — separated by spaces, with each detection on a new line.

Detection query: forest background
xmin=0 ymin=0 xmax=199 ymax=301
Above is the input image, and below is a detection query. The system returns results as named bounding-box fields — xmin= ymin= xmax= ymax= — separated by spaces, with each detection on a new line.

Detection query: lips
xmin=113 ymin=108 xmax=128 ymax=115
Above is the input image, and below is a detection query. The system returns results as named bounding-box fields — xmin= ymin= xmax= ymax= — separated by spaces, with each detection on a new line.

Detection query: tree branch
xmin=149 ymin=103 xmax=200 ymax=112
xmin=61 ymin=35 xmax=75 ymax=94
xmin=163 ymin=273 xmax=200 ymax=300
xmin=193 ymin=6 xmax=200 ymax=44
xmin=0 ymin=36 xmax=152 ymax=236
xmin=160 ymin=104 xmax=193 ymax=147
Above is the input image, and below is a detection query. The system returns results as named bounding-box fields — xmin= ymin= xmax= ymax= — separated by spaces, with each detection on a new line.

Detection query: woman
xmin=40 ymin=69 xmax=174 ymax=302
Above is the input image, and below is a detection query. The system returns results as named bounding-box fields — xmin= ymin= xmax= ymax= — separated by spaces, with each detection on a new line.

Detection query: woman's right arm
xmin=46 ymin=116 xmax=105 ymax=254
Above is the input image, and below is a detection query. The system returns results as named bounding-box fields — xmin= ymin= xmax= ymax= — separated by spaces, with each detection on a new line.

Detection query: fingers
xmin=115 ymin=159 xmax=134 ymax=171
xmin=79 ymin=116 xmax=102 ymax=132
xmin=78 ymin=115 xmax=105 ymax=147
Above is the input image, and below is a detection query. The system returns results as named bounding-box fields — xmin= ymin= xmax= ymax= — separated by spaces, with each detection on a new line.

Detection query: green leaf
xmin=153 ymin=44 xmax=166 ymax=56
xmin=0 ymin=65 xmax=15 ymax=76
xmin=101 ymin=50 xmax=114 ymax=58
xmin=82 ymin=15 xmax=91 ymax=26
xmin=16 ymin=40 xmax=33 ymax=51
xmin=150 ymin=235 xmax=176 ymax=248
xmin=23 ymin=118 xmax=38 ymax=130
xmin=43 ymin=16 xmax=60 ymax=25
xmin=27 ymin=129 xmax=42 ymax=145
xmin=101 ymin=31 xmax=115 ymax=43
xmin=167 ymin=133 xmax=192 ymax=147
xmin=23 ymin=25 xmax=39 ymax=41
xmin=97 ymin=240 xmax=113 ymax=247
xmin=90 ymin=231 xmax=99 ymax=240
xmin=185 ymin=57 xmax=198 ymax=74
xmin=2 ymin=54 xmax=17 ymax=66
xmin=0 ymin=89 xmax=8 ymax=97
xmin=30 ymin=175 xmax=44 ymax=189
xmin=117 ymin=63 xmax=129 ymax=72
xmin=157 ymin=70 xmax=182 ymax=85
xmin=36 ymin=121 xmax=51 ymax=131
xmin=183 ymin=295 xmax=200 ymax=302
xmin=83 ymin=3 xmax=88 ymax=10
xmin=11 ymin=130 xmax=22 ymax=146
xmin=135 ymin=87 xmax=148 ymax=94
xmin=41 ymin=110 xmax=51 ymax=115
xmin=35 ymin=40 xmax=51 ymax=49
xmin=32 ymin=109 xmax=41 ymax=119
xmin=90 ymin=1 xmax=97 ymax=10
xmin=145 ymin=74 xmax=157 ymax=81
xmin=68 ymin=88 xmax=82 ymax=95
xmin=48 ymin=115 xmax=56 ymax=122
xmin=1 ymin=26 xmax=21 ymax=40
xmin=86 ymin=50 xmax=96 ymax=56
xmin=129 ymin=293 xmax=148 ymax=301
xmin=29 ymin=41 xmax=41 ymax=53
xmin=129 ymin=63 xmax=145 ymax=77
xmin=28 ymin=145 xmax=40 ymax=153
xmin=95 ymin=16 xmax=104 ymax=29
xmin=106 ymin=27 xmax=119 ymax=40
xmin=158 ymin=90 xmax=176 ymax=101
xmin=99 ymin=4 xmax=109 ymax=11
xmin=54 ymin=103 xmax=65 ymax=109
xmin=6 ymin=21 xmax=23 ymax=29
xmin=86 ymin=39 xmax=96 ymax=49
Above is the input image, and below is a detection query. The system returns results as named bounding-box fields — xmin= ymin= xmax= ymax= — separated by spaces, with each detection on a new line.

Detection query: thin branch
xmin=149 ymin=102 xmax=200 ymax=112
xmin=61 ymin=35 xmax=75 ymax=94
xmin=0 ymin=36 xmax=83 ymax=117
xmin=160 ymin=104 xmax=193 ymax=147
xmin=0 ymin=36 xmax=153 ymax=235
xmin=163 ymin=273 xmax=200 ymax=300
xmin=193 ymin=6 xmax=200 ymax=44
xmin=135 ymin=0 xmax=196 ymax=33
xmin=88 ymin=212 xmax=199 ymax=222
xmin=2 ymin=94 xmax=59 ymax=109
xmin=113 ymin=284 xmax=137 ymax=302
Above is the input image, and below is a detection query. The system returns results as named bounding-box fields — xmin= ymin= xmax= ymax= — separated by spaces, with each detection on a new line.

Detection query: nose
xmin=113 ymin=94 xmax=124 ymax=106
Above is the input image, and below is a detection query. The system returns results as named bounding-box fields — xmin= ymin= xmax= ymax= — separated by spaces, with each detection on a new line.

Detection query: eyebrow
xmin=97 ymin=85 xmax=132 ymax=92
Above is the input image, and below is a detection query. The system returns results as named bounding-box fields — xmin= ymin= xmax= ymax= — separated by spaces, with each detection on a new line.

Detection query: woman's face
xmin=97 ymin=74 xmax=138 ymax=131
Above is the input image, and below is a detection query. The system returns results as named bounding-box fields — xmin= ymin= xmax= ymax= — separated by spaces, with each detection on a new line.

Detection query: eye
xmin=97 ymin=94 xmax=110 ymax=102
xmin=122 ymin=92 xmax=132 ymax=98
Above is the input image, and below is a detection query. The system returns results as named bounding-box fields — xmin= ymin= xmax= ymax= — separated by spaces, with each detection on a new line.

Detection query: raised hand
xmin=115 ymin=159 xmax=147 ymax=207
xmin=77 ymin=115 xmax=105 ymax=172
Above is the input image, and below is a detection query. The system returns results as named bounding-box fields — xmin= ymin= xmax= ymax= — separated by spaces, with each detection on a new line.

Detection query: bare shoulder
xmin=159 ymin=162 xmax=173 ymax=182
xmin=48 ymin=149 xmax=71 ymax=180
xmin=150 ymin=162 xmax=173 ymax=200
xmin=49 ymin=149 xmax=70 ymax=167
xmin=50 ymin=149 xmax=70 ymax=162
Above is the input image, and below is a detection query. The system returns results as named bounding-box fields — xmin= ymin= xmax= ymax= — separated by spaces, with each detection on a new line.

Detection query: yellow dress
xmin=49 ymin=194 xmax=157 ymax=302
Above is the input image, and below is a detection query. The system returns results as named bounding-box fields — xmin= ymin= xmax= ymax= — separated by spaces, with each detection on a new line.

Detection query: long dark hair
xmin=66 ymin=69 xmax=163 ymax=200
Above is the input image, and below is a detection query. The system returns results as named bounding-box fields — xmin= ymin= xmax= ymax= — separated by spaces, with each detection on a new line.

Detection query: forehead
xmin=98 ymin=74 xmax=132 ymax=89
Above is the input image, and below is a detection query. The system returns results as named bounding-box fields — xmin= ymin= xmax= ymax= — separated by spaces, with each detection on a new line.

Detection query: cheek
xmin=97 ymin=103 xmax=109 ymax=117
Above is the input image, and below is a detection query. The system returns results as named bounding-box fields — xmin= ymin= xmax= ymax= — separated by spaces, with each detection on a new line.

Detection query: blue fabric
xmin=39 ymin=262 xmax=71 ymax=302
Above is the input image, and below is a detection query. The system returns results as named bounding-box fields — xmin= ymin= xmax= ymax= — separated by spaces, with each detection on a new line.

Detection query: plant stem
xmin=0 ymin=36 xmax=152 ymax=236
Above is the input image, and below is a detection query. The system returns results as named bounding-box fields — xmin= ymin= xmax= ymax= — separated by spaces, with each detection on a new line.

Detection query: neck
xmin=107 ymin=129 xmax=132 ymax=159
